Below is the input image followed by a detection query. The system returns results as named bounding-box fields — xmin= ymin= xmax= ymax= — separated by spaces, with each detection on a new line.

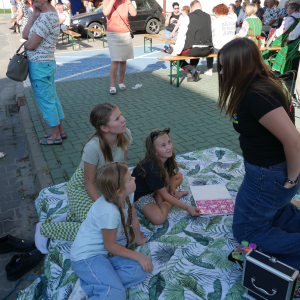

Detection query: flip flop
xmin=0 ymin=152 xmax=6 ymax=159
xmin=44 ymin=133 xmax=67 ymax=139
xmin=119 ymin=83 xmax=126 ymax=90
xmin=110 ymin=87 xmax=117 ymax=94
xmin=40 ymin=138 xmax=62 ymax=145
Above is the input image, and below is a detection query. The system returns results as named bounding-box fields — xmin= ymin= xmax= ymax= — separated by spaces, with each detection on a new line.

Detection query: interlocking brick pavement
xmin=24 ymin=64 xmax=241 ymax=184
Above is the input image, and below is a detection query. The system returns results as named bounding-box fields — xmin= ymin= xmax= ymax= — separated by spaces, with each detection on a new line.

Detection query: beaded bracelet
xmin=285 ymin=177 xmax=299 ymax=184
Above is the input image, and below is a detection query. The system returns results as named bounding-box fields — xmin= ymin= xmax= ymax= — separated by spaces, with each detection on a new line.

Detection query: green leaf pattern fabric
xmin=17 ymin=147 xmax=300 ymax=300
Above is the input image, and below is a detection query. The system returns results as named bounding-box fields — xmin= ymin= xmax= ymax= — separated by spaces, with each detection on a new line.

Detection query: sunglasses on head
xmin=174 ymin=7 xmax=179 ymax=9
xmin=150 ymin=128 xmax=171 ymax=142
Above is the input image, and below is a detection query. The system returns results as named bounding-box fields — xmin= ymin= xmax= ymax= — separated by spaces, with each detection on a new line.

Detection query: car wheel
xmin=87 ymin=22 xmax=105 ymax=38
xmin=146 ymin=18 xmax=160 ymax=34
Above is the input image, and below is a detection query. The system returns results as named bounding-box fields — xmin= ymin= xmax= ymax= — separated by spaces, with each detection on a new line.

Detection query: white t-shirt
xmin=70 ymin=193 xmax=134 ymax=262
xmin=60 ymin=10 xmax=70 ymax=26
xmin=27 ymin=12 xmax=60 ymax=62
xmin=228 ymin=13 xmax=237 ymax=23
xmin=211 ymin=16 xmax=236 ymax=50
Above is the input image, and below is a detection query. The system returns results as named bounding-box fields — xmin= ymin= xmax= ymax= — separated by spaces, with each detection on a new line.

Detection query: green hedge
xmin=0 ymin=9 xmax=11 ymax=13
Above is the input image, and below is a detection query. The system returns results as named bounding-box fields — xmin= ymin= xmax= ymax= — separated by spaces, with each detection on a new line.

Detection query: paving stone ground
xmin=0 ymin=18 xmax=41 ymax=299
xmin=24 ymin=64 xmax=241 ymax=184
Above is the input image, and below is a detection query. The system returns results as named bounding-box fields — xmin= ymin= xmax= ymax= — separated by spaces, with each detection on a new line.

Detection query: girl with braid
xmin=35 ymin=102 xmax=133 ymax=251
xmin=70 ymin=162 xmax=152 ymax=299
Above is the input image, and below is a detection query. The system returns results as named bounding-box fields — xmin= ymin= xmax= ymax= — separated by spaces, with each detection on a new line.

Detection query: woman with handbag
xmin=103 ymin=0 xmax=137 ymax=94
xmin=22 ymin=0 xmax=66 ymax=145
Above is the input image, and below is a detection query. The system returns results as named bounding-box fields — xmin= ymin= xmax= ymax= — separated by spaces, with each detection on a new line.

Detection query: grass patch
xmin=0 ymin=9 xmax=11 ymax=13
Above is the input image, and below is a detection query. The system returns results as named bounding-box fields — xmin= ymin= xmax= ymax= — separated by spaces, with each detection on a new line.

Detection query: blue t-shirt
xmin=70 ymin=193 xmax=134 ymax=262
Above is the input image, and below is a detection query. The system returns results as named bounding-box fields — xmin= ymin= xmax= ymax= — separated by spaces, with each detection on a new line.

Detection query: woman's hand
xmin=137 ymin=253 xmax=153 ymax=272
xmin=186 ymin=205 xmax=201 ymax=217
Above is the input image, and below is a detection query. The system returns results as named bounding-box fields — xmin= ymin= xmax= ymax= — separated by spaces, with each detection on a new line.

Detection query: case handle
xmin=251 ymin=278 xmax=277 ymax=296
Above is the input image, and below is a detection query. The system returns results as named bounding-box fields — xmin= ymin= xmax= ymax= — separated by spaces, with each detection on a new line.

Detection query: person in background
xmin=236 ymin=1 xmax=248 ymax=32
xmin=170 ymin=5 xmax=190 ymax=40
xmin=235 ymin=0 xmax=242 ymax=15
xmin=83 ymin=0 xmax=89 ymax=11
xmin=163 ymin=2 xmax=181 ymax=52
xmin=16 ymin=0 xmax=29 ymax=34
xmin=57 ymin=4 xmax=70 ymax=31
xmin=22 ymin=0 xmax=65 ymax=145
xmin=27 ymin=1 xmax=33 ymax=18
xmin=103 ymin=0 xmax=137 ymax=94
xmin=253 ymin=0 xmax=264 ymax=20
xmin=236 ymin=3 xmax=262 ymax=46
xmin=262 ymin=0 xmax=267 ymax=11
xmin=278 ymin=0 xmax=289 ymax=27
xmin=9 ymin=5 xmax=18 ymax=33
xmin=87 ymin=1 xmax=94 ymax=12
xmin=262 ymin=0 xmax=279 ymax=28
xmin=10 ymin=0 xmax=16 ymax=18
xmin=61 ymin=0 xmax=71 ymax=17
xmin=171 ymin=0 xmax=213 ymax=82
xmin=205 ymin=4 xmax=235 ymax=76
xmin=275 ymin=0 xmax=280 ymax=12
xmin=229 ymin=3 xmax=238 ymax=22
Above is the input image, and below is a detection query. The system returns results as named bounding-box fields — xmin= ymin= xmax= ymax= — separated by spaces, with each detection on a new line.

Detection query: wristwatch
xmin=285 ymin=176 xmax=299 ymax=184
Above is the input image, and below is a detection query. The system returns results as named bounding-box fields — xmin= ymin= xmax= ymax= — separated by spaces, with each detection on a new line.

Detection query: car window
xmin=94 ymin=5 xmax=103 ymax=12
xmin=131 ymin=0 xmax=150 ymax=11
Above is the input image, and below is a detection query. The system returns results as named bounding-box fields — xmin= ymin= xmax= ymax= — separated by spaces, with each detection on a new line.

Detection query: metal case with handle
xmin=242 ymin=249 xmax=299 ymax=300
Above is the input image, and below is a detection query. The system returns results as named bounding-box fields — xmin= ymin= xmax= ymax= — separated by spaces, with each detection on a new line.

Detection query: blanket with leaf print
xmin=17 ymin=147 xmax=300 ymax=300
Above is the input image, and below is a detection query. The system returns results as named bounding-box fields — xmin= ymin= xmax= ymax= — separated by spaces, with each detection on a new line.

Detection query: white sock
xmin=35 ymin=222 xmax=49 ymax=254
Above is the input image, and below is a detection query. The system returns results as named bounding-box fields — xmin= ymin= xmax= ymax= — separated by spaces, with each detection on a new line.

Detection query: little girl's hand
xmin=135 ymin=234 xmax=147 ymax=246
xmin=137 ymin=254 xmax=153 ymax=272
xmin=187 ymin=206 xmax=201 ymax=217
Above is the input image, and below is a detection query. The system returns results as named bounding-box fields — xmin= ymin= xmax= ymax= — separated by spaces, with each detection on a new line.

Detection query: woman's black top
xmin=233 ymin=90 xmax=295 ymax=167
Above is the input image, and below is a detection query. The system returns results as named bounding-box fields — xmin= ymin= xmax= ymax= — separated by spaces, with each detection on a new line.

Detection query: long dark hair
xmin=136 ymin=129 xmax=178 ymax=186
xmin=81 ymin=102 xmax=130 ymax=162
xmin=217 ymin=38 xmax=290 ymax=119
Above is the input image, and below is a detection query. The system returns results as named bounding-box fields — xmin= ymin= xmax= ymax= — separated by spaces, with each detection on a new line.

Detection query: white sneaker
xmin=68 ymin=279 xmax=88 ymax=300
xmin=204 ymin=71 xmax=213 ymax=76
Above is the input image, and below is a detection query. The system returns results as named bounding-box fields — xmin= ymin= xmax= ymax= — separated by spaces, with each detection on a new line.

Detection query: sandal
xmin=44 ymin=133 xmax=67 ymax=139
xmin=40 ymin=138 xmax=62 ymax=145
xmin=119 ymin=83 xmax=126 ymax=90
xmin=0 ymin=152 xmax=6 ymax=159
xmin=110 ymin=87 xmax=117 ymax=94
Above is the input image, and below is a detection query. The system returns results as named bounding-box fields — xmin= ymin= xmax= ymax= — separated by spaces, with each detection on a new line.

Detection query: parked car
xmin=70 ymin=0 xmax=165 ymax=38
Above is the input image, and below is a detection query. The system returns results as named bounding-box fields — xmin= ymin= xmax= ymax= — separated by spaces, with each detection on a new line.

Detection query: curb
xmin=16 ymin=82 xmax=53 ymax=191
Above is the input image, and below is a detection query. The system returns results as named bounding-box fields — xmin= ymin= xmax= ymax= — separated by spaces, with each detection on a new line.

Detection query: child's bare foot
xmin=173 ymin=190 xmax=189 ymax=199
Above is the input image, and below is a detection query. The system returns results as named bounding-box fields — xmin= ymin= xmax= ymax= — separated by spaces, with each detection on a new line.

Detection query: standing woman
xmin=22 ymin=0 xmax=66 ymax=145
xmin=16 ymin=0 xmax=30 ymax=34
xmin=217 ymin=38 xmax=300 ymax=270
xmin=103 ymin=0 xmax=136 ymax=94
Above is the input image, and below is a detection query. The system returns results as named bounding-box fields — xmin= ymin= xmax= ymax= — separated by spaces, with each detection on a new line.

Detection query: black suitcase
xmin=242 ymin=249 xmax=299 ymax=300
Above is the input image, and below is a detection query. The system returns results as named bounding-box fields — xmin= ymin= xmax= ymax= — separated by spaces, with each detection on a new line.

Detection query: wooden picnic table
xmin=62 ymin=30 xmax=81 ymax=51
xmin=85 ymin=27 xmax=107 ymax=48
xmin=140 ymin=34 xmax=176 ymax=53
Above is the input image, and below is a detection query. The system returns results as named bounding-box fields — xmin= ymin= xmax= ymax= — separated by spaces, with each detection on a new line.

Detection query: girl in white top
xmin=170 ymin=5 xmax=190 ymax=39
xmin=36 ymin=102 xmax=133 ymax=253
xmin=70 ymin=162 xmax=152 ymax=299
xmin=205 ymin=4 xmax=236 ymax=75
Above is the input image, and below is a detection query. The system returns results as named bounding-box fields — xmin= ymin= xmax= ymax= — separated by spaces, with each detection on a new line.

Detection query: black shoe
xmin=0 ymin=235 xmax=36 ymax=254
xmin=187 ymin=70 xmax=200 ymax=82
xmin=11 ymin=31 xmax=17 ymax=34
xmin=6 ymin=250 xmax=43 ymax=281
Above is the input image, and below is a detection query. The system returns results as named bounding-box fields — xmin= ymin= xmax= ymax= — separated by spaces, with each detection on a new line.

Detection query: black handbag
xmin=6 ymin=42 xmax=28 ymax=82
xmin=113 ymin=5 xmax=134 ymax=38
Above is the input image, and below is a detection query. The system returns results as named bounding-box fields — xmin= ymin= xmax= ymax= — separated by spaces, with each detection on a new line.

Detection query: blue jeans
xmin=233 ymin=160 xmax=300 ymax=270
xmin=165 ymin=30 xmax=171 ymax=48
xmin=60 ymin=24 xmax=69 ymax=31
xmin=28 ymin=61 xmax=64 ymax=127
xmin=71 ymin=254 xmax=148 ymax=300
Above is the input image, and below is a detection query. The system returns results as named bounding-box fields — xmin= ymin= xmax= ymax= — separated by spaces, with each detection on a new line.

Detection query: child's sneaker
xmin=68 ymin=278 xmax=88 ymax=300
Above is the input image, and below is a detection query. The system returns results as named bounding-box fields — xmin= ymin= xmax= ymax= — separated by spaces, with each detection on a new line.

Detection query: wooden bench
xmin=158 ymin=46 xmax=282 ymax=87
xmin=85 ymin=27 xmax=107 ymax=48
xmin=140 ymin=34 xmax=176 ymax=53
xmin=62 ymin=30 xmax=81 ymax=51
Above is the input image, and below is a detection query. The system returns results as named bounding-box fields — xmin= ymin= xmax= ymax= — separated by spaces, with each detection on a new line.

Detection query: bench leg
xmin=87 ymin=30 xmax=89 ymax=42
xmin=71 ymin=36 xmax=74 ymax=51
xmin=177 ymin=60 xmax=180 ymax=87
xmin=92 ymin=32 xmax=94 ymax=42
xmin=78 ymin=38 xmax=81 ymax=50
xmin=170 ymin=61 xmax=172 ymax=85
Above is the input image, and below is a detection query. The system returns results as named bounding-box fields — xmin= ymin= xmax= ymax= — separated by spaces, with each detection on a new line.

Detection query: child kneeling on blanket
xmin=70 ymin=162 xmax=152 ymax=299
